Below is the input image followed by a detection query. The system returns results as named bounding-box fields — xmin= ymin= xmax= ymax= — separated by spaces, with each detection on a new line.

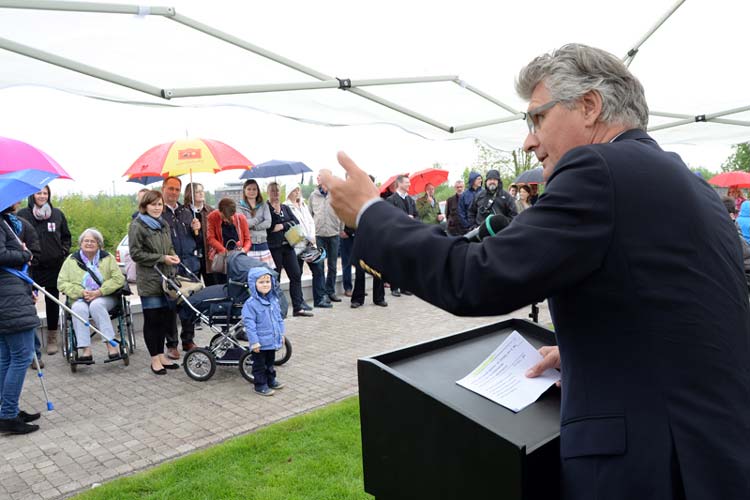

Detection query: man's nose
xmin=522 ymin=132 xmax=538 ymax=154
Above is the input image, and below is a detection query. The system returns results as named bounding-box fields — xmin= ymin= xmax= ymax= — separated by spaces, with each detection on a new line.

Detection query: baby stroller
xmin=161 ymin=253 xmax=292 ymax=382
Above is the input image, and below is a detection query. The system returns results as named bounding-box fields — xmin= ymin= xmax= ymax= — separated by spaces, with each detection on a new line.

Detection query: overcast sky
xmin=1 ymin=0 xmax=747 ymax=195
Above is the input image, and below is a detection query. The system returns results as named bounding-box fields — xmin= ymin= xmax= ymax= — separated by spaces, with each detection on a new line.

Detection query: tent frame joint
xmin=336 ymin=77 xmax=352 ymax=90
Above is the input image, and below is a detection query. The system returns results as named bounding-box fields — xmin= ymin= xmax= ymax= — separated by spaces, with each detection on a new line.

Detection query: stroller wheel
xmin=209 ymin=334 xmax=233 ymax=360
xmin=274 ymin=337 xmax=293 ymax=366
xmin=183 ymin=348 xmax=216 ymax=382
xmin=238 ymin=350 xmax=255 ymax=384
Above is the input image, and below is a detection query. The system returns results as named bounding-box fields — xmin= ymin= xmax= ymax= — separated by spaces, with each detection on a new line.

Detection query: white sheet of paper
xmin=456 ymin=330 xmax=560 ymax=413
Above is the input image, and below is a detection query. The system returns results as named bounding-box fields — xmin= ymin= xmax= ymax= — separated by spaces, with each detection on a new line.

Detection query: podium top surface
xmin=366 ymin=319 xmax=560 ymax=452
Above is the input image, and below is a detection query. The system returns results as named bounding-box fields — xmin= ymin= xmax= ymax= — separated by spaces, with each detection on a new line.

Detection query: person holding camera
xmin=468 ymin=169 xmax=517 ymax=228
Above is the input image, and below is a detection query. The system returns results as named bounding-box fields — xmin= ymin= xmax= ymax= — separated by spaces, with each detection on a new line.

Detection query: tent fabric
xmin=0 ymin=0 xmax=748 ymax=158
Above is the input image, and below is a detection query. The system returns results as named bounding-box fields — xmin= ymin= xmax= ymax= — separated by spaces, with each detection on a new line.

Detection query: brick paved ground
xmin=4 ymin=293 xmax=550 ymax=500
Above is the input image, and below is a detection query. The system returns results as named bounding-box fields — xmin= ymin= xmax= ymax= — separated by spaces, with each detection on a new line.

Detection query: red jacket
xmin=206 ymin=210 xmax=251 ymax=270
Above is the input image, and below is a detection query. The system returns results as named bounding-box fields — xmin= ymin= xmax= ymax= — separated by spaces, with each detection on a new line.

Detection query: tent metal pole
xmin=0 ymin=0 xmax=173 ymax=15
xmin=452 ymin=114 xmax=525 ymax=133
xmin=650 ymin=111 xmax=692 ymax=119
xmin=709 ymin=118 xmax=750 ymax=127
xmin=456 ymin=81 xmax=521 ymax=115
xmin=168 ymin=12 xmax=452 ymax=131
xmin=347 ymin=88 xmax=453 ymax=131
xmin=0 ymin=36 xmax=164 ymax=97
xmin=623 ymin=0 xmax=686 ymax=66
xmin=649 ymin=104 xmax=750 ymax=131
xmin=164 ymin=75 xmax=459 ymax=99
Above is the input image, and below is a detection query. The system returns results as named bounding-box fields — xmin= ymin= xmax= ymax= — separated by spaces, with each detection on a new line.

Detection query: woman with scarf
xmin=0 ymin=205 xmax=41 ymax=434
xmin=57 ymin=228 xmax=124 ymax=362
xmin=128 ymin=190 xmax=181 ymax=375
xmin=237 ymin=179 xmax=275 ymax=267
xmin=267 ymin=182 xmax=312 ymax=317
xmin=17 ymin=185 xmax=71 ymax=358
xmin=183 ymin=182 xmax=216 ymax=285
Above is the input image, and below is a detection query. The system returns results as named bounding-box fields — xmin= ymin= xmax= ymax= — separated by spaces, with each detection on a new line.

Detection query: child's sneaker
xmin=254 ymin=386 xmax=275 ymax=396
xmin=269 ymin=380 xmax=285 ymax=390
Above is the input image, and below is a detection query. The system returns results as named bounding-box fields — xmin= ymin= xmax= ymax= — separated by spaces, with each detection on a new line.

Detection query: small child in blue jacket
xmin=242 ymin=267 xmax=285 ymax=396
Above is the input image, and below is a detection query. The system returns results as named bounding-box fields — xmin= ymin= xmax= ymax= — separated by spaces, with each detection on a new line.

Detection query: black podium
xmin=358 ymin=318 xmax=560 ymax=500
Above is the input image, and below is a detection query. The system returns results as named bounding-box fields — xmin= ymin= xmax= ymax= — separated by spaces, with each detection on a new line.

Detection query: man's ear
xmin=581 ymin=90 xmax=603 ymax=126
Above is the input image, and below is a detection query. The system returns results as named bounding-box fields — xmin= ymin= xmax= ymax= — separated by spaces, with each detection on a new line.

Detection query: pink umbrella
xmin=0 ymin=137 xmax=72 ymax=179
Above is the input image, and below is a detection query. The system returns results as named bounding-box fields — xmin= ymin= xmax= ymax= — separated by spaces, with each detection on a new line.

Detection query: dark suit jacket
xmin=386 ymin=192 xmax=417 ymax=218
xmin=352 ymin=129 xmax=750 ymax=499
xmin=445 ymin=193 xmax=464 ymax=235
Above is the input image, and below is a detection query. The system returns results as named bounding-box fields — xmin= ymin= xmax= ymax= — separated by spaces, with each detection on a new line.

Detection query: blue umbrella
xmin=0 ymin=169 xmax=62 ymax=212
xmin=126 ymin=175 xmax=164 ymax=186
xmin=514 ymin=167 xmax=544 ymax=185
xmin=239 ymin=159 xmax=312 ymax=179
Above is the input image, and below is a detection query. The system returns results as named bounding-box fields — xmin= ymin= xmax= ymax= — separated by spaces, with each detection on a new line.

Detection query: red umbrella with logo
xmin=123 ymin=138 xmax=253 ymax=185
xmin=408 ymin=168 xmax=449 ymax=195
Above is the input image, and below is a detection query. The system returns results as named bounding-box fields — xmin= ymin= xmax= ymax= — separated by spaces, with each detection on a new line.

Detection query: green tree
xmin=470 ymin=139 xmax=539 ymax=188
xmin=690 ymin=167 xmax=715 ymax=181
xmin=56 ymin=194 xmax=136 ymax=253
xmin=721 ymin=143 xmax=750 ymax=173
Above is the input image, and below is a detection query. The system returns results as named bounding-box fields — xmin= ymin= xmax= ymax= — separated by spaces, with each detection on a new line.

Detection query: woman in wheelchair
xmin=57 ymin=228 xmax=124 ymax=361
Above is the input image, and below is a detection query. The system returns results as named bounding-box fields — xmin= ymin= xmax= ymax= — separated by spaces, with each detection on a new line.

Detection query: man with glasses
xmin=322 ymin=44 xmax=750 ymax=499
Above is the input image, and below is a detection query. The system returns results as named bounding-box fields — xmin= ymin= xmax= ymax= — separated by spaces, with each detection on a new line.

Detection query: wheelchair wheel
xmin=183 ymin=348 xmax=216 ymax=382
xmin=274 ymin=337 xmax=292 ymax=366
xmin=122 ymin=298 xmax=136 ymax=353
xmin=238 ymin=350 xmax=255 ymax=384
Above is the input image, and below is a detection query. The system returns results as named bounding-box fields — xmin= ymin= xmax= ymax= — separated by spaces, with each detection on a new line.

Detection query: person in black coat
xmin=444 ymin=180 xmax=466 ymax=236
xmin=16 ymin=185 xmax=70 ymax=359
xmin=266 ymin=182 xmax=312 ymax=317
xmin=0 ymin=206 xmax=42 ymax=434
xmin=322 ymin=44 xmax=750 ymax=500
xmin=468 ymin=169 xmax=517 ymax=226
xmin=385 ymin=175 xmax=416 ymax=297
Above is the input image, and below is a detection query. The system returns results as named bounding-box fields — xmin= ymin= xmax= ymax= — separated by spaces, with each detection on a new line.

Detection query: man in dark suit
xmin=322 ymin=44 xmax=750 ymax=500
xmin=445 ymin=180 xmax=465 ymax=236
xmin=385 ymin=175 xmax=416 ymax=297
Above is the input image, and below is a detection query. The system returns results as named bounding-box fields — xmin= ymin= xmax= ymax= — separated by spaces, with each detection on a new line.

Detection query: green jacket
xmin=57 ymin=250 xmax=124 ymax=300
xmin=416 ymin=195 xmax=442 ymax=224
xmin=128 ymin=217 xmax=176 ymax=297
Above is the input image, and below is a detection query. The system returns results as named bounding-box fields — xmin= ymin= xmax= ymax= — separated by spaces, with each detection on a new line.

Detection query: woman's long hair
xmin=242 ymin=179 xmax=263 ymax=216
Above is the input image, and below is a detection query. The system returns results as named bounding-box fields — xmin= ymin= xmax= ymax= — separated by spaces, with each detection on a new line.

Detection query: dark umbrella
xmin=239 ymin=159 xmax=312 ymax=179
xmin=514 ymin=167 xmax=544 ymax=185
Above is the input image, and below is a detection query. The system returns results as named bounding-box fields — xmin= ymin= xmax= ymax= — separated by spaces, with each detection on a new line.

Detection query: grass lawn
xmin=73 ymin=397 xmax=371 ymax=500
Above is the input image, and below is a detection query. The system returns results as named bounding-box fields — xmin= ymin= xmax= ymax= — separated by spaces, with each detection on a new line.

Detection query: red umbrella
xmin=408 ymin=168 xmax=449 ymax=195
xmin=707 ymin=171 xmax=750 ymax=188
xmin=379 ymin=172 xmax=408 ymax=195
xmin=123 ymin=138 xmax=253 ymax=184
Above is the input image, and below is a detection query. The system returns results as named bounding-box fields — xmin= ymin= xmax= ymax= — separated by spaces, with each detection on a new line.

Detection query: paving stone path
xmin=2 ymin=295 xmax=550 ymax=500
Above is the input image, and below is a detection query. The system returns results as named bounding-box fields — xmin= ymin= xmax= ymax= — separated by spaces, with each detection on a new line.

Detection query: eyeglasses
xmin=81 ymin=239 xmax=98 ymax=245
xmin=525 ymin=99 xmax=561 ymax=134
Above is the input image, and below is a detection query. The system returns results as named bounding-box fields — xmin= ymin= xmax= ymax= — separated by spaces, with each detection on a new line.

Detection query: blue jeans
xmin=339 ymin=234 xmax=354 ymax=292
xmin=316 ymin=236 xmax=340 ymax=296
xmin=0 ymin=329 xmax=35 ymax=419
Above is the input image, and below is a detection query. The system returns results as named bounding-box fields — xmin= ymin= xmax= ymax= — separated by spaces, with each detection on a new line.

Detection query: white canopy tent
xmin=0 ymin=0 xmax=748 ymax=192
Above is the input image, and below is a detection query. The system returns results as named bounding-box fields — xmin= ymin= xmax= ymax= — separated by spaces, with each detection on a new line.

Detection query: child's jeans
xmin=251 ymin=350 xmax=276 ymax=390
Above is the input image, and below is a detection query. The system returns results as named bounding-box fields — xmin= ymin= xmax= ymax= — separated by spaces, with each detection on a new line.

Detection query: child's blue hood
xmin=740 ymin=200 xmax=750 ymax=218
xmin=247 ymin=267 xmax=278 ymax=302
